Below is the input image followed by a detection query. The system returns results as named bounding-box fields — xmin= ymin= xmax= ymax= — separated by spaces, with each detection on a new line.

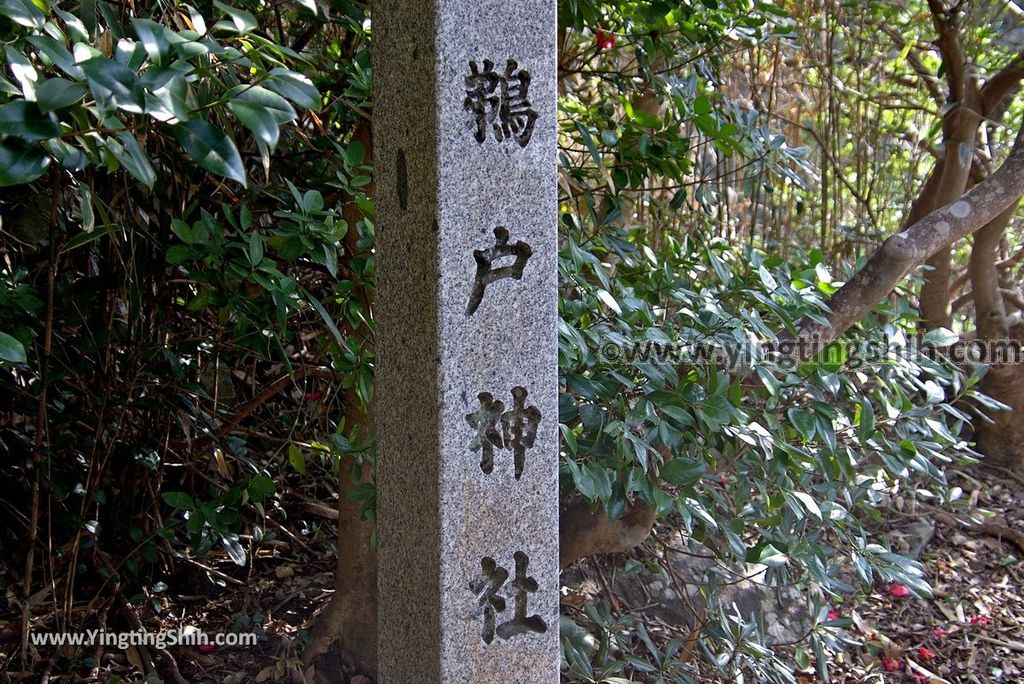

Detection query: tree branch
xmin=793 ymin=116 xmax=1024 ymax=354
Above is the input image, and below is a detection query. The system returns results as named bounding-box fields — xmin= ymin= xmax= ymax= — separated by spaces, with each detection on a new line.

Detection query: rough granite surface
xmin=373 ymin=0 xmax=559 ymax=681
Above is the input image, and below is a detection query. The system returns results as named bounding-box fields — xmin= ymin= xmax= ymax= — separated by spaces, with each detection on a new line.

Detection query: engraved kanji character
xmin=501 ymin=386 xmax=541 ymax=480
xmin=495 ymin=551 xmax=547 ymax=639
xmin=469 ymin=556 xmax=509 ymax=644
xmin=464 ymin=59 xmax=538 ymax=147
xmin=466 ymin=392 xmax=504 ymax=475
xmin=466 ymin=226 xmax=532 ymax=316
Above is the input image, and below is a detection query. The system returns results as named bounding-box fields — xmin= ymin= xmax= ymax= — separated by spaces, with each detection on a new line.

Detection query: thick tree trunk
xmin=968 ymin=201 xmax=1024 ymax=467
xmin=306 ymin=126 xmax=380 ymax=677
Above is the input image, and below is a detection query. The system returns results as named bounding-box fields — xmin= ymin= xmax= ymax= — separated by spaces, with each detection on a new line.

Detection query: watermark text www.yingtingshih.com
xmin=593 ymin=333 xmax=1024 ymax=371
xmin=29 ymin=627 xmax=258 ymax=651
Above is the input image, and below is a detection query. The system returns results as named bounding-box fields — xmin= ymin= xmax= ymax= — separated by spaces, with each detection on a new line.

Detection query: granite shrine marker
xmin=373 ymin=0 xmax=559 ymax=681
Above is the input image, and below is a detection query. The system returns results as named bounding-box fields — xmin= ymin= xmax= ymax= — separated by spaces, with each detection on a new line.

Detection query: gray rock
xmin=612 ymin=534 xmax=815 ymax=644
xmin=373 ymin=0 xmax=559 ymax=681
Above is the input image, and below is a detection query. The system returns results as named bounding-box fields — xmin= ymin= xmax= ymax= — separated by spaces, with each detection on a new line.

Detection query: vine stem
xmin=21 ymin=168 xmax=60 ymax=667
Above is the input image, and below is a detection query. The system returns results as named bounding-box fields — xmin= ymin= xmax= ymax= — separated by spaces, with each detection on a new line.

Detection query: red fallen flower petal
xmin=969 ymin=615 xmax=990 ymax=625
xmin=888 ymin=583 xmax=911 ymax=598
xmin=931 ymin=627 xmax=947 ymax=638
xmin=305 ymin=391 xmax=323 ymax=402
xmin=593 ymin=30 xmax=616 ymax=49
xmin=882 ymin=657 xmax=901 ymax=672
xmin=917 ymin=646 xmax=937 ymax=660
xmin=197 ymin=643 xmax=216 ymax=653
xmin=912 ymin=675 xmax=927 ymax=683
xmin=827 ymin=609 xmax=839 ymax=621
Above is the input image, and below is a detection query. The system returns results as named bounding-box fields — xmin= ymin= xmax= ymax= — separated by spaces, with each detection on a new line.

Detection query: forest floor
xmin=4 ymin=466 xmax=1024 ymax=683
xmin=819 ymin=466 xmax=1024 ymax=684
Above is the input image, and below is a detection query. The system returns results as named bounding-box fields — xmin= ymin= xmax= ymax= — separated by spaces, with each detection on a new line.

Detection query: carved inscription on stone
xmin=466 ymin=386 xmax=540 ymax=479
xmin=470 ymin=551 xmax=547 ymax=645
xmin=466 ymin=226 xmax=532 ymax=316
xmin=464 ymin=59 xmax=538 ymax=147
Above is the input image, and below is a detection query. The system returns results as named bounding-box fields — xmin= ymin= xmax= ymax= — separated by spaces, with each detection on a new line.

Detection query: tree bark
xmin=969 ymin=200 xmax=1024 ymax=466
xmin=306 ymin=124 xmax=380 ymax=676
xmin=793 ymin=117 xmax=1024 ymax=354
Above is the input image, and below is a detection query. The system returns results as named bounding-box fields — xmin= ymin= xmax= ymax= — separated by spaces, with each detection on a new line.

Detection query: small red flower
xmin=932 ymin=627 xmax=947 ymax=638
xmin=917 ymin=646 xmax=936 ymax=660
xmin=827 ymin=609 xmax=839 ymax=621
xmin=969 ymin=615 xmax=990 ymax=626
xmin=912 ymin=675 xmax=927 ymax=683
xmin=197 ymin=643 xmax=216 ymax=653
xmin=882 ymin=656 xmax=901 ymax=672
xmin=305 ymin=390 xmax=323 ymax=402
xmin=594 ymin=30 xmax=616 ymax=50
xmin=718 ymin=474 xmax=729 ymax=486
xmin=888 ymin=583 xmax=911 ymax=598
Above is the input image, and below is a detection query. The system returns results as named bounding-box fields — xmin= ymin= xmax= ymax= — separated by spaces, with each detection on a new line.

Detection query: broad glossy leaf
xmin=106 ymin=132 xmax=156 ymax=188
xmin=53 ymin=8 xmax=89 ymax=42
xmin=227 ymin=84 xmax=295 ymax=122
xmin=132 ymin=18 xmax=170 ymax=63
xmin=264 ymin=68 xmax=319 ymax=109
xmin=44 ymin=138 xmax=85 ymax=170
xmin=144 ymin=72 xmax=190 ymax=122
xmin=228 ymin=100 xmax=279 ymax=148
xmin=26 ymin=35 xmax=81 ymax=79
xmin=5 ymin=45 xmax=38 ymax=98
xmin=213 ymin=0 xmax=257 ymax=33
xmin=35 ymin=77 xmax=87 ymax=112
xmin=80 ymin=56 xmax=145 ymax=112
xmin=0 ymin=101 xmax=60 ymax=140
xmin=0 ymin=0 xmax=45 ymax=27
xmin=172 ymin=119 xmax=246 ymax=186
xmin=227 ymin=86 xmax=294 ymax=149
xmin=0 ymin=331 xmax=27 ymax=363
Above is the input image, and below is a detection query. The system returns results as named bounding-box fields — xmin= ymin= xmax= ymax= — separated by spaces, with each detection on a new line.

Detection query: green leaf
xmin=302 ymin=287 xmax=344 ymax=346
xmin=264 ymin=68 xmax=320 ymax=110
xmin=0 ymin=331 xmax=27 ymax=363
xmin=228 ymin=100 xmax=279 ymax=149
xmin=923 ymin=327 xmax=958 ymax=347
xmin=144 ymin=71 xmax=190 ymax=122
xmin=106 ymin=132 xmax=156 ymax=188
xmin=26 ymin=36 xmax=81 ymax=79
xmin=165 ymin=245 xmax=192 ymax=265
xmin=132 ymin=18 xmax=170 ymax=64
xmin=213 ymin=0 xmax=257 ymax=33
xmin=80 ymin=56 xmax=145 ymax=112
xmin=790 ymin=491 xmax=822 ymax=519
xmin=247 ymin=475 xmax=276 ymax=502
xmin=0 ymin=101 xmax=60 ymax=140
xmin=857 ymin=399 xmax=875 ymax=443
xmin=693 ymin=94 xmax=712 ymax=115
xmin=35 ymin=78 xmax=87 ymax=112
xmin=0 ymin=0 xmax=45 ymax=27
xmin=81 ymin=183 xmax=95 ymax=232
xmin=288 ymin=444 xmax=307 ymax=474
xmin=226 ymin=85 xmax=295 ymax=150
xmin=0 ymin=139 xmax=50 ymax=185
xmin=787 ymin=407 xmax=816 ymax=440
xmin=161 ymin=491 xmax=195 ymax=509
xmin=172 ymin=119 xmax=246 ymax=186
xmin=5 ymin=45 xmax=38 ymax=98
xmin=659 ymin=458 xmax=705 ymax=486
xmin=596 ymin=288 xmax=621 ymax=314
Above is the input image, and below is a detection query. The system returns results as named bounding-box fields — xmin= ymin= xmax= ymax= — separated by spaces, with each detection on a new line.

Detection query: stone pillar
xmin=373 ymin=0 xmax=558 ymax=681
